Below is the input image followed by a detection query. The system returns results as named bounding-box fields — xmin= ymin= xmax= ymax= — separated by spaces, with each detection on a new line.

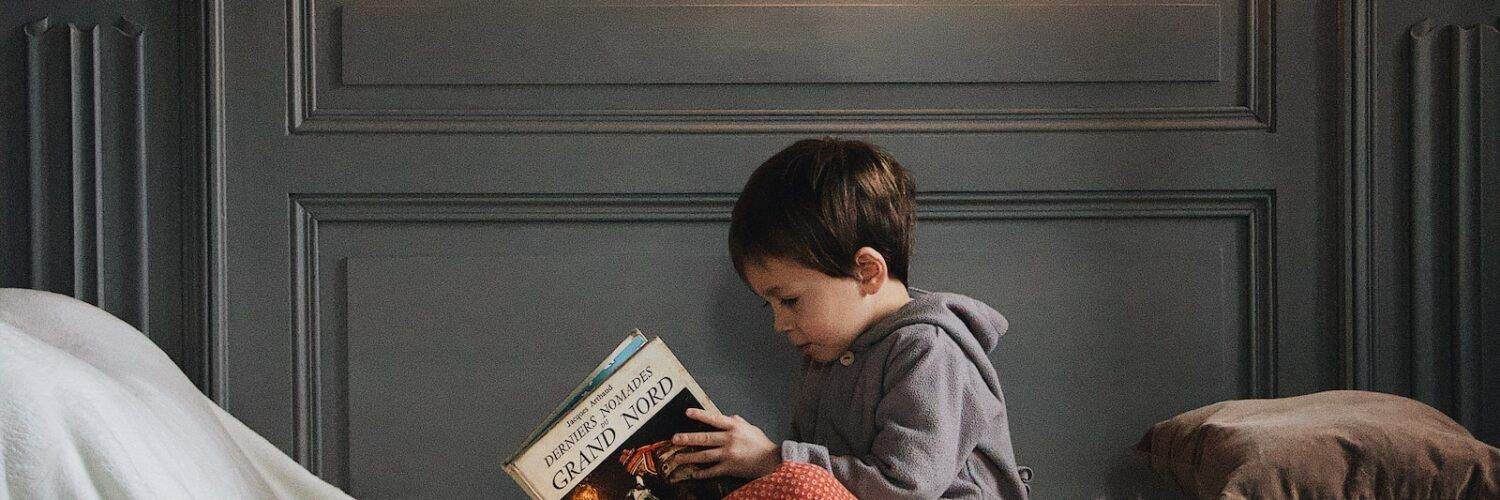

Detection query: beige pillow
xmin=1136 ymin=390 xmax=1500 ymax=499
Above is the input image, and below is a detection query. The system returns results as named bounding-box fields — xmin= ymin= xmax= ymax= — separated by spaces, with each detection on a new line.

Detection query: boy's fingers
xmin=685 ymin=408 xmax=738 ymax=430
xmin=674 ymin=448 xmax=724 ymax=464
xmin=694 ymin=462 xmax=732 ymax=480
xmin=673 ymin=431 xmax=729 ymax=447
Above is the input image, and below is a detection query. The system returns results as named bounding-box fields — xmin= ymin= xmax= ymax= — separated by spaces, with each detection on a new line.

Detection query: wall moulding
xmin=284 ymin=190 xmax=1277 ymax=478
xmin=286 ymin=0 xmax=1275 ymax=134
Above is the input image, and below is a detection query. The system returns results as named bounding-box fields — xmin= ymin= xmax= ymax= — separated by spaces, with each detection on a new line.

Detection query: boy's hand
xmin=667 ymin=408 xmax=780 ymax=480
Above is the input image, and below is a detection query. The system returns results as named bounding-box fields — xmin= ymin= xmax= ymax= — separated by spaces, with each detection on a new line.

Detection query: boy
xmin=666 ymin=138 xmax=1031 ymax=499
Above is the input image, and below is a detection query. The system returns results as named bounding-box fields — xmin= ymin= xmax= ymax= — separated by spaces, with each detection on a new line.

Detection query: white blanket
xmin=0 ymin=288 xmax=352 ymax=499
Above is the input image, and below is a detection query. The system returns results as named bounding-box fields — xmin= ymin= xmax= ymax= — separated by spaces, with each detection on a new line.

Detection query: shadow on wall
xmin=1103 ymin=453 xmax=1191 ymax=499
xmin=703 ymin=264 xmax=799 ymax=441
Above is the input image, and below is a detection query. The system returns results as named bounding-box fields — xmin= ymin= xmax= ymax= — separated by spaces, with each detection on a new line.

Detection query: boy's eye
xmin=760 ymin=298 xmax=798 ymax=308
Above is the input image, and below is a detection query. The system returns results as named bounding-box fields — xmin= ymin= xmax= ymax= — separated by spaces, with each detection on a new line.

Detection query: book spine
xmin=504 ymin=462 xmax=545 ymax=500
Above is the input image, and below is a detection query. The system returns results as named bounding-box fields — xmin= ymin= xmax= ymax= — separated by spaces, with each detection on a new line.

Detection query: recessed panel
xmin=330 ymin=202 xmax=1255 ymax=498
xmin=343 ymin=3 xmax=1221 ymax=85
xmin=294 ymin=0 xmax=1270 ymax=131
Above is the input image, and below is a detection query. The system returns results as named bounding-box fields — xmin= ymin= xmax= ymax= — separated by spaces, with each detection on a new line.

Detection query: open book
xmin=504 ymin=330 xmax=742 ymax=500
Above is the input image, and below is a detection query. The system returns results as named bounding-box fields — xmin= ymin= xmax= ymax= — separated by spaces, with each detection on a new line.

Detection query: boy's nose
xmin=773 ymin=315 xmax=792 ymax=336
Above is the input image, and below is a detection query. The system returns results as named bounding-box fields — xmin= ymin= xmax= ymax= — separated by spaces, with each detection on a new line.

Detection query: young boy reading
xmin=666 ymin=138 xmax=1032 ymax=499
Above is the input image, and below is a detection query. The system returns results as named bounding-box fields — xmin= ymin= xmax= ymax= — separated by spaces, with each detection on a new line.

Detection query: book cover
xmin=505 ymin=332 xmax=741 ymax=500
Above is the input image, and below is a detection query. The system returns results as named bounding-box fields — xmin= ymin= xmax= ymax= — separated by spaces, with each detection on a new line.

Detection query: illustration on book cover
xmin=562 ymin=386 xmax=734 ymax=499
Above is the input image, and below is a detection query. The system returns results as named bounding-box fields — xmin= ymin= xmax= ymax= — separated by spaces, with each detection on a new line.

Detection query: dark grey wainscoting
xmin=3 ymin=1 xmax=1499 ymax=498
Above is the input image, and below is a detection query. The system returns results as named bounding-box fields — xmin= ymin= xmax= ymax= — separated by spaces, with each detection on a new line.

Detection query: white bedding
xmin=0 ymin=288 xmax=352 ymax=499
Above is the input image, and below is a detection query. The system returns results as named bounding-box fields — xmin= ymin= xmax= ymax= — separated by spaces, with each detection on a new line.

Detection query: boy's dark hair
xmin=729 ymin=137 xmax=916 ymax=284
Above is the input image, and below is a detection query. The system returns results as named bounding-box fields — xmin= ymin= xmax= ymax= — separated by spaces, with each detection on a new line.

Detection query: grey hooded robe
xmin=780 ymin=288 xmax=1031 ymax=499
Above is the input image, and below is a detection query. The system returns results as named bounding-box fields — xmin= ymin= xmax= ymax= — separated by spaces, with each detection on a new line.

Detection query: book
xmin=504 ymin=330 xmax=742 ymax=500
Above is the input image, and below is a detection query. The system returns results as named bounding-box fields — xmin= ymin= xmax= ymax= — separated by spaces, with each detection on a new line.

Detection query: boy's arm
xmin=780 ymin=325 xmax=998 ymax=500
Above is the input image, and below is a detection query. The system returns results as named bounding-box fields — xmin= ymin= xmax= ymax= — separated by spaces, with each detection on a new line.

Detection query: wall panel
xmin=290 ymin=191 xmax=1272 ymax=497
xmin=291 ymin=0 xmax=1273 ymax=132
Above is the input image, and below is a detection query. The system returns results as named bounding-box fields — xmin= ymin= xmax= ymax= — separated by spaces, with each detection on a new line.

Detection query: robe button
xmin=839 ymin=351 xmax=855 ymax=366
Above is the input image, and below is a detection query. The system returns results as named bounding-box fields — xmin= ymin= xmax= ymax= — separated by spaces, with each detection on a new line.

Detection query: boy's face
xmin=742 ymin=256 xmax=874 ymax=363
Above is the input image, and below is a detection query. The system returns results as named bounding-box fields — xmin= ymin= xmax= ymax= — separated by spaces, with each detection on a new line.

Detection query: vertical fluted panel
xmin=1479 ymin=21 xmax=1500 ymax=449
xmin=74 ymin=24 xmax=99 ymax=305
xmin=23 ymin=18 xmax=149 ymax=332
xmin=1450 ymin=25 xmax=1479 ymax=433
xmin=95 ymin=22 xmax=150 ymax=331
xmin=1450 ymin=24 xmax=1498 ymax=434
xmin=1409 ymin=21 xmax=1497 ymax=434
xmin=27 ymin=19 xmax=77 ymax=297
xmin=1409 ymin=20 xmax=1450 ymax=409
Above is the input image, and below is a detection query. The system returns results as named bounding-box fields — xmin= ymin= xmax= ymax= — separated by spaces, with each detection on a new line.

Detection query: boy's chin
xmin=801 ymin=348 xmax=839 ymax=364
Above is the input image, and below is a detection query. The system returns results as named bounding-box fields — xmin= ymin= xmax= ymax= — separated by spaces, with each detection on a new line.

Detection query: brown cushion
xmin=1136 ymin=390 xmax=1500 ymax=499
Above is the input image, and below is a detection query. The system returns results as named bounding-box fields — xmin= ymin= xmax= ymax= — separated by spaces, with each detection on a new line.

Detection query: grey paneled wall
xmin=0 ymin=0 xmax=1463 ymax=498
xmin=2 ymin=2 xmax=1496 ymax=498
xmin=215 ymin=0 xmax=1330 ymax=498
xmin=1407 ymin=20 xmax=1498 ymax=442
xmin=22 ymin=18 xmax=149 ymax=331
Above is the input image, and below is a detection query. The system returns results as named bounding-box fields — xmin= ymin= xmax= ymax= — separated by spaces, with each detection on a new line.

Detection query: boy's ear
xmin=853 ymin=247 xmax=887 ymax=295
